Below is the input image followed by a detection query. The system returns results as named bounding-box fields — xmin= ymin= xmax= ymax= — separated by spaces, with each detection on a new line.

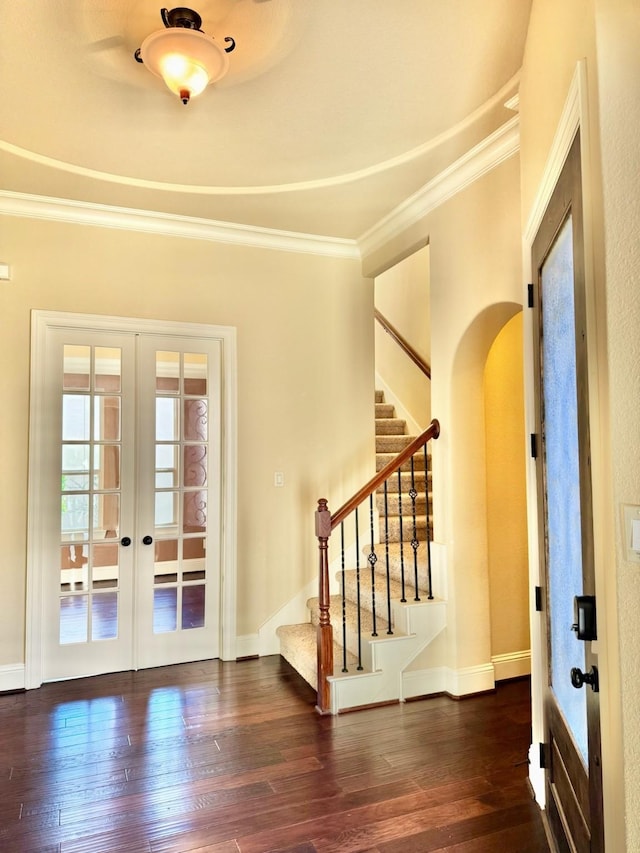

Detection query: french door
xmin=532 ymin=134 xmax=603 ymax=851
xmin=28 ymin=313 xmax=234 ymax=683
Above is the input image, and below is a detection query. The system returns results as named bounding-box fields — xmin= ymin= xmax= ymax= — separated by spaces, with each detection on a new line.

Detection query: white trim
xmin=491 ymin=650 xmax=531 ymax=681
xmin=0 ymin=191 xmax=360 ymax=260
xmin=446 ymin=663 xmax=495 ymax=697
xmin=0 ymin=664 xmax=26 ymax=692
xmin=26 ymin=310 xmax=238 ymax=687
xmin=359 ymin=117 xmax=520 ymax=257
xmin=521 ymin=60 xmax=591 ymax=819
xmin=523 ymin=69 xmax=581 ymax=243
xmin=400 ymin=663 xmax=498 ymax=701
xmin=402 ymin=666 xmax=447 ymax=698
xmin=235 ymin=634 xmax=259 ymax=659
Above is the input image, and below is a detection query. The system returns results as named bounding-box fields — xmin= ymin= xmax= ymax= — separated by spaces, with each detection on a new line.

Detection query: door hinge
xmin=535 ymin=586 xmax=543 ymax=612
xmin=530 ymin=433 xmax=538 ymax=458
xmin=527 ymin=283 xmax=535 ymax=307
xmin=539 ymin=742 xmax=549 ymax=769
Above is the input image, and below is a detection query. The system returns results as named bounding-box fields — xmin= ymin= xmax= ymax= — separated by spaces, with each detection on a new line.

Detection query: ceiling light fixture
xmin=135 ymin=7 xmax=236 ymax=105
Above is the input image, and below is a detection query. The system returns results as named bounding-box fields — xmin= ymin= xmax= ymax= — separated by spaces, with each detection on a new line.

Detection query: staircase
xmin=277 ymin=391 xmax=445 ymax=713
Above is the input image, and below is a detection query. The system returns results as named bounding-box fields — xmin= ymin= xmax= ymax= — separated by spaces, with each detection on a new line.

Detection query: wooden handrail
xmin=331 ymin=418 xmax=440 ymax=529
xmin=375 ymin=308 xmax=431 ymax=379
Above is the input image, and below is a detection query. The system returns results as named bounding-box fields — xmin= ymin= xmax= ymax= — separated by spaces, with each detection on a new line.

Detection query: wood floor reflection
xmin=0 ymin=657 xmax=549 ymax=852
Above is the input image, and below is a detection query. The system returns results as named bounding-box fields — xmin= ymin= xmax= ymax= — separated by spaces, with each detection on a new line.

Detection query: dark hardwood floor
xmin=0 ymin=657 xmax=549 ymax=852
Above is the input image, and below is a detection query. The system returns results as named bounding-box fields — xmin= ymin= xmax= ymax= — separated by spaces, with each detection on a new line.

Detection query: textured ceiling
xmin=0 ymin=0 xmax=532 ymax=240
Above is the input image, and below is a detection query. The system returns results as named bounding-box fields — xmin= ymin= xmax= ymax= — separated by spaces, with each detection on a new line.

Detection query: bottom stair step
xmin=276 ymin=622 xmax=363 ymax=690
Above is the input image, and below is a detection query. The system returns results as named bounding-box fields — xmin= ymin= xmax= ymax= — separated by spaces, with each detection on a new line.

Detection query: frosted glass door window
xmin=541 ymin=214 xmax=588 ymax=764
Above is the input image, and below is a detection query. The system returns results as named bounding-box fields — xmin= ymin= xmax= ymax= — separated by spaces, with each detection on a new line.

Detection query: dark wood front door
xmin=531 ymin=132 xmax=603 ymax=851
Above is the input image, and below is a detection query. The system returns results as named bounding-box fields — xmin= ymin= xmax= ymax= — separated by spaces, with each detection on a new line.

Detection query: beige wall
xmin=594 ymin=0 xmax=640 ymax=847
xmin=0 ymin=215 xmax=373 ymax=664
xmin=519 ymin=0 xmax=638 ymax=847
xmin=374 ymin=245 xmax=431 ymax=430
xmin=363 ymin=155 xmax=523 ymax=678
xmin=484 ymin=313 xmax=529 ymax=660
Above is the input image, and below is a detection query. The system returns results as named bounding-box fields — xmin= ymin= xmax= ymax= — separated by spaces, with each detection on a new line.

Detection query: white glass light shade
xmin=139 ymin=28 xmax=229 ymax=102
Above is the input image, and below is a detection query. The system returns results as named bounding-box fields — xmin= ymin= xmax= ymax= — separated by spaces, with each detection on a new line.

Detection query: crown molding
xmin=358 ymin=116 xmax=520 ymax=259
xmin=0 ymin=191 xmax=360 ymax=260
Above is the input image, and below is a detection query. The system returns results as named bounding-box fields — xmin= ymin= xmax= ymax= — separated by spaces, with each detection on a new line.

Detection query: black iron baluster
xmin=383 ymin=478 xmax=393 ymax=634
xmin=409 ymin=456 xmax=420 ymax=601
xmin=424 ymin=442 xmax=434 ymax=600
xmin=397 ymin=467 xmax=406 ymax=602
xmin=355 ymin=510 xmax=363 ymax=670
xmin=340 ymin=521 xmax=348 ymax=671
xmin=368 ymin=494 xmax=378 ymax=637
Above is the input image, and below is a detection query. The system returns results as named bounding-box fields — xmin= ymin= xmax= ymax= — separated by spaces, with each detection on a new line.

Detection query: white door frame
xmin=26 ymin=310 xmax=238 ymax=688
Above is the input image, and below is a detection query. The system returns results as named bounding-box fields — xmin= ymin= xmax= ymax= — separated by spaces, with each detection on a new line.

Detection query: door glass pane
xmin=183 ymin=491 xmax=207 ymax=534
xmin=95 ymin=347 xmax=121 ymax=393
xmin=61 ymin=494 xmax=89 ymax=541
xmin=184 ymin=399 xmax=208 ymax=441
xmin=155 ymin=491 xmax=178 ymax=528
xmin=154 ymin=588 xmax=177 ymax=633
xmin=93 ymin=493 xmax=120 ymax=539
xmin=62 ymin=395 xmax=90 ymax=440
xmin=541 ymin=214 xmax=588 ymax=764
xmin=184 ymin=353 xmax=207 ymax=396
xmin=92 ymin=542 xmax=119 ymax=589
xmin=157 ymin=398 xmax=179 ymax=441
xmin=63 ymin=346 xmax=90 ymax=390
xmin=156 ymin=351 xmax=180 ymax=393
xmin=60 ymin=595 xmax=88 ymax=644
xmin=92 ymin=592 xmax=118 ymax=640
xmin=182 ymin=585 xmax=205 ymax=629
xmin=154 ymin=539 xmax=178 ymax=584
xmin=60 ymin=544 xmax=89 ymax=592
xmin=93 ymin=445 xmax=120 ymax=490
xmin=156 ymin=444 xmax=179 ymax=487
xmin=184 ymin=445 xmax=207 ymax=487
xmin=94 ymin=397 xmax=121 ymax=441
xmin=183 ymin=537 xmax=206 ymax=581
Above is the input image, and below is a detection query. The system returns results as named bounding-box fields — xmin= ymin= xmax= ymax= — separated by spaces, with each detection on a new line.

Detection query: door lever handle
xmin=571 ymin=665 xmax=599 ymax=693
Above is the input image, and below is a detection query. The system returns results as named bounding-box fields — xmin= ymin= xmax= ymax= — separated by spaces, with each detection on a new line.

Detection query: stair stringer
xmin=327 ymin=598 xmax=446 ymax=713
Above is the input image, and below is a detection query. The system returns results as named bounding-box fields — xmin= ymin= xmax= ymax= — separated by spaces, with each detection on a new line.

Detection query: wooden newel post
xmin=315 ymin=498 xmax=333 ymax=714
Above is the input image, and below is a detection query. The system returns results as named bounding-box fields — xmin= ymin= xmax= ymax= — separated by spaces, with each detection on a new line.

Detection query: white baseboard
xmin=0 ymin=663 xmax=25 ymax=692
xmin=402 ymin=661 xmax=497 ymax=700
xmin=446 ymin=662 xmax=495 ymax=697
xmin=235 ymin=634 xmax=259 ymax=659
xmin=402 ymin=666 xmax=447 ymax=698
xmin=492 ymin=650 xmax=531 ymax=681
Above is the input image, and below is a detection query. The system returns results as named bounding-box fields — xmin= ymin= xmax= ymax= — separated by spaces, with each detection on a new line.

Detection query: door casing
xmin=522 ymin=60 xmax=611 ymax=847
xmin=26 ymin=310 xmax=238 ymax=688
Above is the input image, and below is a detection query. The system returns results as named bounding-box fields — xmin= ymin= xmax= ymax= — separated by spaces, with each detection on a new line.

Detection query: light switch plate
xmin=622 ymin=504 xmax=640 ymax=563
